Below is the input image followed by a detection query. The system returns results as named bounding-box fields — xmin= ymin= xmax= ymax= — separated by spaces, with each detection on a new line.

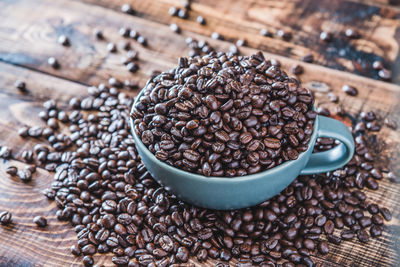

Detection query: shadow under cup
xmin=130 ymin=92 xmax=355 ymax=210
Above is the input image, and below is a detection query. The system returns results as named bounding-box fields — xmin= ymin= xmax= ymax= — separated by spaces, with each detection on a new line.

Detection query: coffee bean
xmin=340 ymin=229 xmax=355 ymax=240
xmin=342 ymin=85 xmax=358 ymax=96
xmin=170 ymin=24 xmax=180 ymax=33
xmin=378 ymin=69 xmax=392 ymax=81
xmin=15 ymin=80 xmax=27 ymax=92
xmin=83 ymin=256 xmax=94 ymax=267
xmin=107 ymin=43 xmax=117 ymax=53
xmin=345 ymin=28 xmax=360 ymax=38
xmin=357 ymin=229 xmax=370 ymax=243
xmin=301 ymin=54 xmax=314 ymax=63
xmin=290 ymin=64 xmax=303 ymax=75
xmin=48 ymin=57 xmax=59 ymax=69
xmin=379 ymin=207 xmax=392 ymax=221
xmin=58 ymin=35 xmax=70 ymax=46
xmin=6 ymin=166 xmax=18 ymax=176
xmin=277 ymin=29 xmax=292 ymax=40
xmin=168 ymin=7 xmax=178 ymax=16
xmin=317 ymin=241 xmax=329 ymax=255
xmin=33 ymin=216 xmax=47 ymax=227
xmin=197 ymin=16 xmax=206 ymax=25
xmin=121 ymin=3 xmax=134 ymax=14
xmin=320 ymin=31 xmax=332 ymax=42
xmin=0 ymin=211 xmax=12 ymax=225
xmin=370 ymin=225 xmax=382 ymax=237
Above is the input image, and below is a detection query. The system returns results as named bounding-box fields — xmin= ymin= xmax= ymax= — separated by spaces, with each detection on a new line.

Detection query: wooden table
xmin=0 ymin=0 xmax=399 ymax=266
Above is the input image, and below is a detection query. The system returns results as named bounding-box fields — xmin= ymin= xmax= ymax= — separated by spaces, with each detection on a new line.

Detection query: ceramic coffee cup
xmin=130 ymin=91 xmax=354 ymax=210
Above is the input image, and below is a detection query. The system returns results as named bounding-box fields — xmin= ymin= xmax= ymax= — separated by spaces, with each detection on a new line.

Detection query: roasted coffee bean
xmin=378 ymin=69 xmax=392 ymax=81
xmin=15 ymin=80 xmax=27 ymax=92
xmin=33 ymin=216 xmax=47 ymax=227
xmin=317 ymin=241 xmax=329 ymax=255
xmin=48 ymin=57 xmax=59 ymax=69
xmin=58 ymin=35 xmax=70 ymax=46
xmin=340 ymin=230 xmax=355 ymax=240
xmin=0 ymin=211 xmax=12 ymax=225
xmin=121 ymin=3 xmax=134 ymax=14
xmin=357 ymin=229 xmax=370 ymax=243
xmin=320 ymin=31 xmax=332 ymax=42
xmin=379 ymin=207 xmax=392 ymax=221
xmin=6 ymin=166 xmax=18 ymax=176
xmin=342 ymin=85 xmax=358 ymax=96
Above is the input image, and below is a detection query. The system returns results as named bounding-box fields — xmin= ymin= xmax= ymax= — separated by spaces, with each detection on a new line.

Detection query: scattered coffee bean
xmin=211 ymin=32 xmax=222 ymax=40
xmin=47 ymin=57 xmax=59 ymax=69
xmin=277 ymin=29 xmax=292 ymax=40
xmin=197 ymin=16 xmax=206 ymax=25
xmin=236 ymin=39 xmax=246 ymax=47
xmin=121 ymin=4 xmax=134 ymax=14
xmin=107 ymin=43 xmax=117 ymax=53
xmin=342 ymin=85 xmax=358 ymax=96
xmin=0 ymin=211 xmax=12 ymax=225
xmin=345 ymin=28 xmax=360 ymax=39
xmin=14 ymin=80 xmax=27 ymax=92
xmin=384 ymin=117 xmax=397 ymax=130
xmin=320 ymin=31 xmax=332 ymax=42
xmin=33 ymin=216 xmax=47 ymax=227
xmin=378 ymin=68 xmax=392 ymax=81
xmin=170 ymin=23 xmax=180 ymax=33
xmin=372 ymin=60 xmax=384 ymax=70
xmin=169 ymin=7 xmax=178 ymax=16
xmin=6 ymin=166 xmax=18 ymax=176
xmin=301 ymin=54 xmax=314 ymax=63
xmin=93 ymin=29 xmax=103 ymax=39
xmin=0 ymin=146 xmax=12 ymax=158
xmin=379 ymin=207 xmax=392 ymax=221
xmin=177 ymin=9 xmax=187 ymax=19
xmin=388 ymin=172 xmax=400 ymax=183
xmin=137 ymin=36 xmax=147 ymax=46
xmin=290 ymin=64 xmax=303 ymax=75
xmin=318 ymin=241 xmax=329 ymax=255
xmin=260 ymin=28 xmax=272 ymax=37
xmin=58 ymin=35 xmax=69 ymax=46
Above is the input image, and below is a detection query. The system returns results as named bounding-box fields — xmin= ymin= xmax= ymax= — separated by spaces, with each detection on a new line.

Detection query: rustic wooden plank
xmin=0 ymin=61 xmax=399 ymax=266
xmin=77 ymin=0 xmax=400 ymax=84
xmin=0 ymin=0 xmax=399 ymax=93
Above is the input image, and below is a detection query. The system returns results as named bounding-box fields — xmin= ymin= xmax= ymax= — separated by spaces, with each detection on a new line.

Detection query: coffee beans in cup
xmin=131 ymin=52 xmax=316 ymax=177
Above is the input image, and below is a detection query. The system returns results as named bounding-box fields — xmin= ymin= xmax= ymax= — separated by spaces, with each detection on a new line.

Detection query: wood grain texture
xmin=77 ymin=0 xmax=400 ymax=84
xmin=0 ymin=0 xmax=399 ymax=266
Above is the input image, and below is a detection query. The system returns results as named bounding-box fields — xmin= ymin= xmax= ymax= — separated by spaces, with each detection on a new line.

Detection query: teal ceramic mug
xmin=130 ymin=93 xmax=355 ymax=210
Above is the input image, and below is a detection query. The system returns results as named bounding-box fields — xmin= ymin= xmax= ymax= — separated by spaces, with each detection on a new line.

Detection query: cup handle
xmin=300 ymin=116 xmax=355 ymax=175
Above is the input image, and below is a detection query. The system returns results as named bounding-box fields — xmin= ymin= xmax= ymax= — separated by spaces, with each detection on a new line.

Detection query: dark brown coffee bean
xmin=379 ymin=207 xmax=392 ymax=221
xmin=378 ymin=68 xmax=392 ymax=81
xmin=317 ymin=241 xmax=329 ymax=255
xmin=0 ymin=211 xmax=12 ymax=225
xmin=357 ymin=229 xmax=370 ymax=243
xmin=6 ymin=166 xmax=18 ymax=176
xmin=370 ymin=225 xmax=382 ymax=237
xmin=15 ymin=80 xmax=27 ymax=92
xmin=48 ymin=57 xmax=59 ymax=69
xmin=342 ymin=85 xmax=358 ymax=96
xmin=33 ymin=216 xmax=47 ymax=227
xmin=340 ymin=229 xmax=355 ymax=240
xmin=58 ymin=35 xmax=70 ymax=46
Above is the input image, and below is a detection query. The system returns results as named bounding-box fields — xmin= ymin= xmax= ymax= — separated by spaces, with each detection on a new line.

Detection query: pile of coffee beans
xmin=131 ymin=52 xmax=316 ymax=177
xmin=2 ymin=49 xmax=394 ymax=266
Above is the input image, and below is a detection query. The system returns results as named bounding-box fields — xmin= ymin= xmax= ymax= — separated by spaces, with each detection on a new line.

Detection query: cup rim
xmin=130 ymin=89 xmax=319 ymax=183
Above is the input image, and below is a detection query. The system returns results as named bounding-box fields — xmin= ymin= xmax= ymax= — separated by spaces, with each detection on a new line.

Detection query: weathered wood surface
xmin=78 ymin=0 xmax=400 ymax=84
xmin=0 ymin=0 xmax=399 ymax=266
